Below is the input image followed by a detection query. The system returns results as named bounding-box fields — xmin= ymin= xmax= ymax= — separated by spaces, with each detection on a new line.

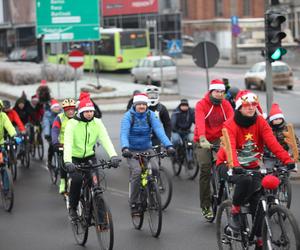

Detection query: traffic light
xmin=265 ymin=11 xmax=287 ymax=62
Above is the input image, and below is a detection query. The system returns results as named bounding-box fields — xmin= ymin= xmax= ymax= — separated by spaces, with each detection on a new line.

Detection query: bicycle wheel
xmin=158 ymin=166 xmax=173 ymax=210
xmin=8 ymin=151 xmax=17 ymax=181
xmin=48 ymin=154 xmax=59 ymax=185
xmin=208 ymin=176 xmax=218 ymax=223
xmin=172 ymin=158 xmax=182 ymax=176
xmin=0 ymin=166 xmax=14 ymax=212
xmin=37 ymin=134 xmax=44 ymax=160
xmin=277 ymin=180 xmax=292 ymax=209
xmin=184 ymin=159 xmax=200 ymax=180
xmin=262 ymin=205 xmax=300 ymax=249
xmin=216 ymin=200 xmax=241 ymax=250
xmin=147 ymin=182 xmax=162 ymax=238
xmin=30 ymin=143 xmax=36 ymax=158
xmin=93 ymin=195 xmax=114 ymax=250
xmin=71 ymin=198 xmax=89 ymax=246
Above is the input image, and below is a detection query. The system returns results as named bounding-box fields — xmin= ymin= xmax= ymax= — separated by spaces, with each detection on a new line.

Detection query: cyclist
xmin=194 ymin=79 xmax=234 ymax=220
xmin=0 ymin=100 xmax=18 ymax=144
xmin=126 ymin=90 xmax=141 ymax=111
xmin=120 ymin=93 xmax=175 ymax=215
xmin=216 ymin=90 xmax=295 ymax=250
xmin=51 ymin=98 xmax=76 ymax=194
xmin=144 ymin=85 xmax=171 ymax=146
xmin=225 ymin=86 xmax=240 ymax=109
xmin=63 ymin=97 xmax=120 ymax=220
xmin=13 ymin=96 xmax=33 ymax=126
xmin=36 ymin=80 xmax=51 ymax=104
xmin=2 ymin=100 xmax=26 ymax=134
xmin=42 ymin=99 xmax=61 ymax=168
xmin=77 ymin=91 xmax=102 ymax=118
xmin=29 ymin=94 xmax=44 ymax=125
xmin=170 ymin=99 xmax=195 ymax=161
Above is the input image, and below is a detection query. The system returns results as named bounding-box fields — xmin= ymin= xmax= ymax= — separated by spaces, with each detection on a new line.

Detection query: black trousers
xmin=69 ymin=155 xmax=96 ymax=209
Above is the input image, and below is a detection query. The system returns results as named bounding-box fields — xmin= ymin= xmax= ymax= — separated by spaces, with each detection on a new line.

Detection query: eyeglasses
xmin=213 ymin=90 xmax=225 ymax=94
xmin=242 ymin=102 xmax=259 ymax=108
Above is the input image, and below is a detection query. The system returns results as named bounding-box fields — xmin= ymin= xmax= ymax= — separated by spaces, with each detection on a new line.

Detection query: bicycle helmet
xmin=144 ymin=85 xmax=159 ymax=106
xmin=61 ymin=98 xmax=76 ymax=109
xmin=2 ymin=100 xmax=11 ymax=110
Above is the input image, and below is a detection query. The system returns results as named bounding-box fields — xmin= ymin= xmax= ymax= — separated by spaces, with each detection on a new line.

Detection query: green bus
xmin=47 ymin=28 xmax=151 ymax=71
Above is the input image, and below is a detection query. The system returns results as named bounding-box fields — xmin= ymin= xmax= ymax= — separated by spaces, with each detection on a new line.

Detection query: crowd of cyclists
xmin=0 ymin=77 xmax=300 ymax=249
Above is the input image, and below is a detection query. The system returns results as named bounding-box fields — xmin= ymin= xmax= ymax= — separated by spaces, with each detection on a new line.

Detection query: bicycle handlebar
xmin=133 ymin=151 xmax=168 ymax=160
xmin=74 ymin=159 xmax=121 ymax=171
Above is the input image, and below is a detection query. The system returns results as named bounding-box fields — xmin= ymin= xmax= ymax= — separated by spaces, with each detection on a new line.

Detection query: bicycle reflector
xmin=261 ymin=175 xmax=280 ymax=190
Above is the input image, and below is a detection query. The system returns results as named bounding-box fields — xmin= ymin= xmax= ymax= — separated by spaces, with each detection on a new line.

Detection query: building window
xmin=166 ymin=0 xmax=171 ymax=9
xmin=181 ymin=0 xmax=188 ymax=18
xmin=215 ymin=0 xmax=223 ymax=17
xmin=243 ymin=0 xmax=251 ymax=16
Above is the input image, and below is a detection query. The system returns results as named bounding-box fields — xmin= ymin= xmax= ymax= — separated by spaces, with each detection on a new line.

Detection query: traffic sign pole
xmin=74 ymin=68 xmax=78 ymax=99
xmin=203 ymin=42 xmax=210 ymax=90
xmin=68 ymin=50 xmax=84 ymax=99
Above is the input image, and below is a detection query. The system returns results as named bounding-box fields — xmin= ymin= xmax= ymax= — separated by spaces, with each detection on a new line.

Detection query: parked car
xmin=131 ymin=56 xmax=177 ymax=86
xmin=7 ymin=46 xmax=39 ymax=63
xmin=244 ymin=61 xmax=294 ymax=91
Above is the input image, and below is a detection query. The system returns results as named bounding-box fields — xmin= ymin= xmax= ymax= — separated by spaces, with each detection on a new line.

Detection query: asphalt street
xmin=1 ymin=113 xmax=300 ymax=250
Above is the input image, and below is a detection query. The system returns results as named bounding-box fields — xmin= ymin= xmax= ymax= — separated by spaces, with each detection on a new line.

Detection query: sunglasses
xmin=242 ymin=101 xmax=259 ymax=108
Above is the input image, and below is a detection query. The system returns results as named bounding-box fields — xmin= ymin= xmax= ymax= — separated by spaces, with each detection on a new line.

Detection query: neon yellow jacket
xmin=0 ymin=112 xmax=17 ymax=144
xmin=63 ymin=116 xmax=117 ymax=163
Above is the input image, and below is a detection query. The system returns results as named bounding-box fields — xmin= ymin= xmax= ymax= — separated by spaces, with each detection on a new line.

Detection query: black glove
xmin=122 ymin=148 xmax=133 ymax=158
xmin=65 ymin=162 xmax=76 ymax=173
xmin=286 ymin=162 xmax=296 ymax=171
xmin=110 ymin=156 xmax=121 ymax=168
xmin=44 ymin=135 xmax=51 ymax=143
xmin=232 ymin=166 xmax=246 ymax=175
xmin=166 ymin=146 xmax=176 ymax=156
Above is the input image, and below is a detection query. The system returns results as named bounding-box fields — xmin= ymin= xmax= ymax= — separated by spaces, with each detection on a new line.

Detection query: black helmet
xmin=227 ymin=86 xmax=240 ymax=100
xmin=2 ymin=100 xmax=11 ymax=110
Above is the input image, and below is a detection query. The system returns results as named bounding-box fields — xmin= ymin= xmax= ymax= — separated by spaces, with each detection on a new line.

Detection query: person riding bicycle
xmin=42 ymin=99 xmax=61 ymax=168
xmin=51 ymin=98 xmax=76 ymax=194
xmin=216 ymin=90 xmax=295 ymax=250
xmin=266 ymin=103 xmax=300 ymax=160
xmin=171 ymin=99 xmax=195 ymax=162
xmin=77 ymin=91 xmax=102 ymax=119
xmin=225 ymin=86 xmax=240 ymax=109
xmin=29 ymin=94 xmax=44 ymax=125
xmin=63 ymin=97 xmax=120 ymax=221
xmin=13 ymin=95 xmax=33 ymax=126
xmin=144 ymin=85 xmax=171 ymax=146
xmin=2 ymin=100 xmax=26 ymax=134
xmin=120 ymin=93 xmax=175 ymax=215
xmin=194 ymin=79 xmax=234 ymax=220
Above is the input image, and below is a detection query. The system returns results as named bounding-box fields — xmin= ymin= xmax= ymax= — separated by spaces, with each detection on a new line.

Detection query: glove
xmin=199 ymin=136 xmax=212 ymax=149
xmin=122 ymin=148 xmax=133 ymax=158
xmin=44 ymin=135 xmax=51 ymax=143
xmin=166 ymin=146 xmax=176 ymax=156
xmin=286 ymin=162 xmax=296 ymax=171
xmin=110 ymin=156 xmax=121 ymax=168
xmin=14 ymin=136 xmax=22 ymax=145
xmin=65 ymin=162 xmax=76 ymax=173
xmin=232 ymin=166 xmax=246 ymax=175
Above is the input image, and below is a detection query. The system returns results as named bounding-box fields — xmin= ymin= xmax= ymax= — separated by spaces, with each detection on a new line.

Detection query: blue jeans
xmin=171 ymin=132 xmax=194 ymax=147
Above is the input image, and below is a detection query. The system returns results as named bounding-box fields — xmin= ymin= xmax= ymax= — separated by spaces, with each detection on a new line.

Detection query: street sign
xmin=232 ymin=24 xmax=241 ymax=37
xmin=167 ymin=39 xmax=182 ymax=56
xmin=231 ymin=16 xmax=239 ymax=25
xmin=192 ymin=41 xmax=220 ymax=68
xmin=68 ymin=50 xmax=84 ymax=69
xmin=36 ymin=0 xmax=100 ymax=42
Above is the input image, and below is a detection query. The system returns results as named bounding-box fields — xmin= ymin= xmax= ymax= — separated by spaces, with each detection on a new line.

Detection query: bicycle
xmin=67 ymin=159 xmax=120 ymax=250
xmin=18 ymin=133 xmax=30 ymax=168
xmin=263 ymin=156 xmax=292 ymax=209
xmin=4 ymin=137 xmax=18 ymax=181
xmin=153 ymin=145 xmax=173 ymax=210
xmin=216 ymin=168 xmax=300 ymax=250
xmin=49 ymin=145 xmax=63 ymax=185
xmin=0 ymin=146 xmax=14 ymax=212
xmin=29 ymin=124 xmax=44 ymax=161
xmin=130 ymin=150 xmax=167 ymax=238
xmin=171 ymin=139 xmax=199 ymax=180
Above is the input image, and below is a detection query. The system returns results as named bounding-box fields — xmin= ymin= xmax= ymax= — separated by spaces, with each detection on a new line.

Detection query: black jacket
xmin=171 ymin=106 xmax=195 ymax=133
xmin=148 ymin=103 xmax=171 ymax=139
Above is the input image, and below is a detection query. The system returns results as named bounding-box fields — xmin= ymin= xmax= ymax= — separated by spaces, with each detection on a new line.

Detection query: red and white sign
xmin=103 ymin=0 xmax=158 ymax=16
xmin=68 ymin=50 xmax=84 ymax=69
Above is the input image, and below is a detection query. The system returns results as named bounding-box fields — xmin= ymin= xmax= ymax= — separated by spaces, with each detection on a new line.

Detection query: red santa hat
xmin=31 ymin=94 xmax=38 ymax=102
xmin=209 ymin=79 xmax=225 ymax=91
xmin=40 ymin=79 xmax=47 ymax=86
xmin=235 ymin=90 xmax=263 ymax=114
xmin=78 ymin=97 xmax=95 ymax=114
xmin=269 ymin=103 xmax=285 ymax=122
xmin=50 ymin=99 xmax=60 ymax=110
xmin=133 ymin=93 xmax=149 ymax=105
xmin=79 ymin=91 xmax=90 ymax=101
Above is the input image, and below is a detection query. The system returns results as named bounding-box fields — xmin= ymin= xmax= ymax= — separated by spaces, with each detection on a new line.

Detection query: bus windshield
xmin=120 ymin=31 xmax=147 ymax=49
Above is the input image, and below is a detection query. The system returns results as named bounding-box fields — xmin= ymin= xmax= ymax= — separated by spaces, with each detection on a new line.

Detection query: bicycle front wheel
xmin=262 ymin=205 xmax=300 ymax=249
xmin=37 ymin=134 xmax=44 ymax=160
xmin=93 ymin=195 xmax=114 ymax=250
xmin=48 ymin=155 xmax=58 ymax=185
xmin=8 ymin=151 xmax=17 ymax=181
xmin=158 ymin=166 xmax=173 ymax=210
xmin=216 ymin=200 xmax=241 ymax=250
xmin=147 ymin=182 xmax=162 ymax=238
xmin=277 ymin=180 xmax=292 ymax=209
xmin=0 ymin=166 xmax=14 ymax=212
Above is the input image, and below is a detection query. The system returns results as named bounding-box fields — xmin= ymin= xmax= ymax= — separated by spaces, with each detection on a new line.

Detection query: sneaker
xmin=201 ymin=207 xmax=213 ymax=220
xmin=59 ymin=179 xmax=66 ymax=194
xmin=69 ymin=207 xmax=78 ymax=221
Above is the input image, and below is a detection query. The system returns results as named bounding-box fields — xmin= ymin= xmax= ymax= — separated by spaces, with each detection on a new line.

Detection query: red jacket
xmin=216 ymin=115 xmax=293 ymax=168
xmin=6 ymin=109 xmax=26 ymax=132
xmin=194 ymin=93 xmax=234 ymax=142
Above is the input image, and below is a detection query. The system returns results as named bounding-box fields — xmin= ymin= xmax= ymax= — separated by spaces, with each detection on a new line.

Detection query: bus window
xmin=96 ymin=34 xmax=115 ymax=56
xmin=120 ymin=31 xmax=147 ymax=49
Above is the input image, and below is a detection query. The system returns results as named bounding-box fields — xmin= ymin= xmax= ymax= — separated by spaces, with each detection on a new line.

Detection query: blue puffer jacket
xmin=42 ymin=110 xmax=59 ymax=137
xmin=120 ymin=107 xmax=172 ymax=151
